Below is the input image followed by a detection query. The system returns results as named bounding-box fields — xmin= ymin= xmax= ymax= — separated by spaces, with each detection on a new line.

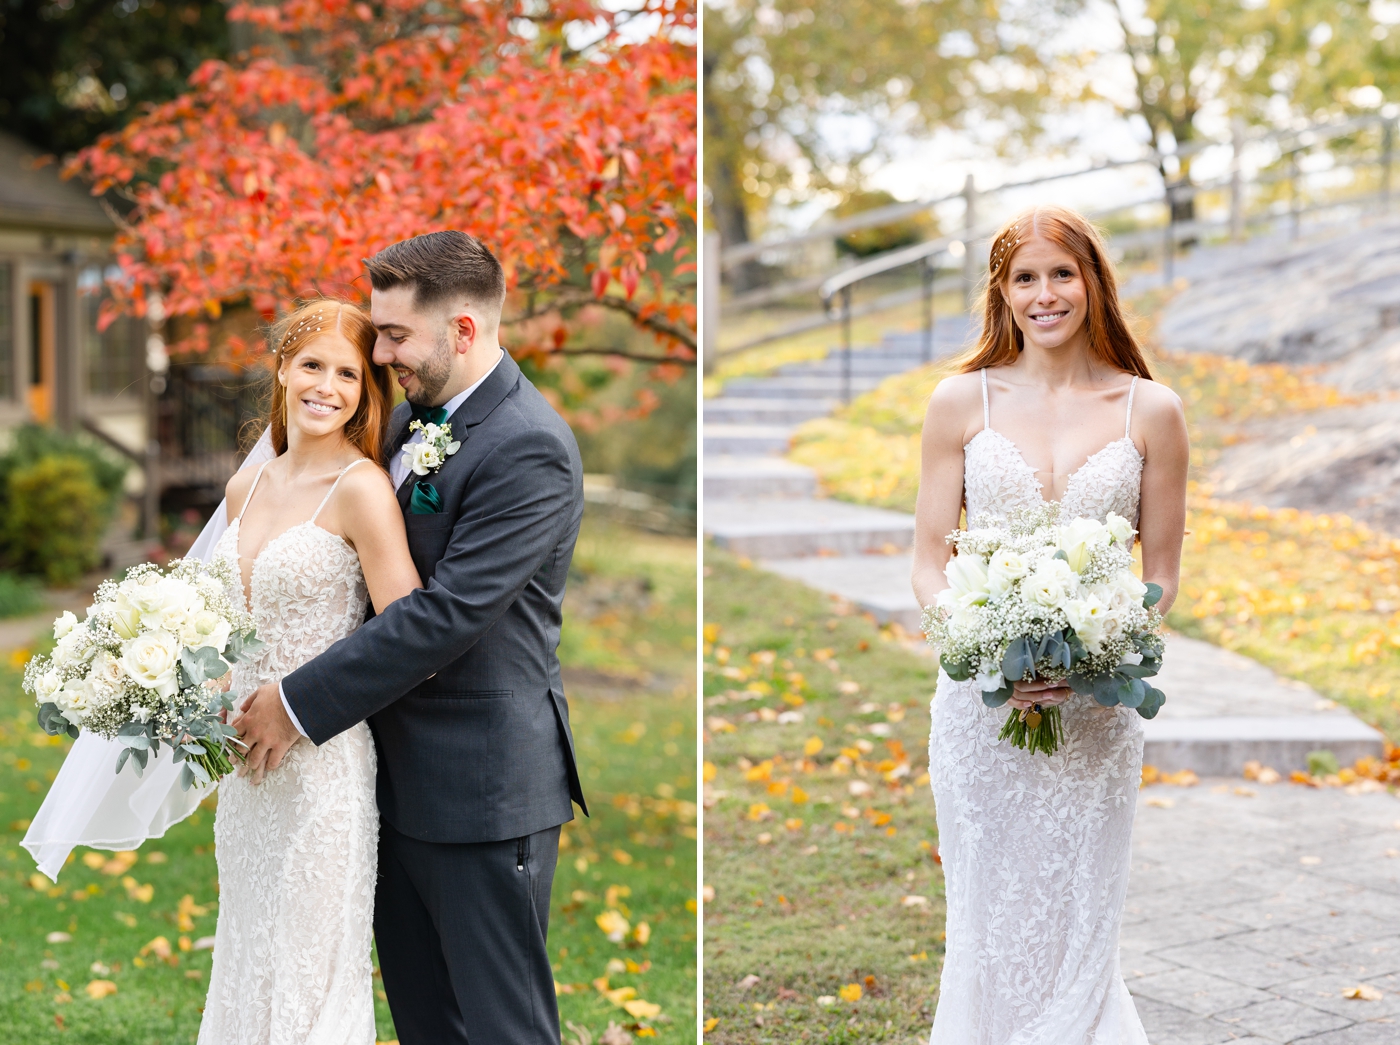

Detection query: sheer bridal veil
xmin=21 ymin=428 xmax=276 ymax=881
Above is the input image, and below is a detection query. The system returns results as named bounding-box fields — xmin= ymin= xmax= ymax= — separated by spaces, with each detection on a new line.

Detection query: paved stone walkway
xmin=1126 ymin=779 xmax=1400 ymax=1044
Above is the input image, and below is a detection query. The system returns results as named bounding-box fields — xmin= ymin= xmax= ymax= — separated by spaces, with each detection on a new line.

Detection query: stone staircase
xmin=704 ymin=319 xmax=1387 ymax=775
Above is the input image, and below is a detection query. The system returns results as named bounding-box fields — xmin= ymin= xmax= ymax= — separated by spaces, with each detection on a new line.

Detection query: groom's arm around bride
xmin=236 ymin=230 xmax=587 ymax=1045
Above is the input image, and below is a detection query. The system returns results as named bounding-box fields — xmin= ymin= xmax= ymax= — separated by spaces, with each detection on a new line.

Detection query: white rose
xmin=1120 ymin=650 xmax=1144 ymax=666
xmin=90 ymin=650 xmax=125 ymax=685
xmin=135 ymin=578 xmax=202 ymax=633
xmin=120 ymin=629 xmax=182 ymax=699
xmin=1026 ymin=558 xmax=1078 ymax=612
xmin=187 ymin=616 xmax=231 ymax=655
xmin=1116 ymin=569 xmax=1148 ymax=602
xmin=53 ymin=611 xmax=78 ymax=640
xmin=52 ymin=626 xmax=95 ymax=670
xmin=54 ymin=677 xmax=96 ymax=724
xmin=1105 ymin=513 xmax=1135 ymax=545
xmin=34 ymin=669 xmax=62 ymax=702
xmin=986 ymin=549 xmax=1029 ymax=596
xmin=938 ymin=554 xmax=990 ymax=611
xmin=1065 ymin=594 xmax=1109 ymax=653
xmin=409 ymin=441 xmax=441 ymax=476
xmin=1057 ymin=518 xmax=1107 ymax=574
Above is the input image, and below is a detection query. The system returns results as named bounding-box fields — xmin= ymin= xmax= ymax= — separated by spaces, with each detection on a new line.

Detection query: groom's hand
xmin=233 ymin=683 xmax=300 ymax=785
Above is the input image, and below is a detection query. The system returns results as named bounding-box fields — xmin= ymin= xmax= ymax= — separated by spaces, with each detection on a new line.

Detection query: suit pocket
xmin=404 ymin=511 xmax=454 ymax=577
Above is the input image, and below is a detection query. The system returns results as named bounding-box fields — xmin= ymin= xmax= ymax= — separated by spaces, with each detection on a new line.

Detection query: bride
xmin=199 ymin=298 xmax=417 ymax=1045
xmin=912 ymin=206 xmax=1188 ymax=1043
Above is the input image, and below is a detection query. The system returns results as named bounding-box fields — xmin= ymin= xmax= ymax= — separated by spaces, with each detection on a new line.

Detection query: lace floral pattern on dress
xmin=927 ymin=373 xmax=1150 ymax=1044
xmin=198 ymin=516 xmax=377 ymax=1045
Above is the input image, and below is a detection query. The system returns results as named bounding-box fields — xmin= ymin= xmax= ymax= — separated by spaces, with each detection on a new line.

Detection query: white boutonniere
xmin=403 ymin=420 xmax=462 ymax=476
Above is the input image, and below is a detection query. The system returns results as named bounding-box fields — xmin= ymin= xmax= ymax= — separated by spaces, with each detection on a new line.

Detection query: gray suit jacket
xmin=282 ymin=353 xmax=587 ymax=843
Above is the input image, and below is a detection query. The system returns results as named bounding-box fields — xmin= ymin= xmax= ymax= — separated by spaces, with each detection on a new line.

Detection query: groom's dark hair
xmin=364 ymin=231 xmax=506 ymax=317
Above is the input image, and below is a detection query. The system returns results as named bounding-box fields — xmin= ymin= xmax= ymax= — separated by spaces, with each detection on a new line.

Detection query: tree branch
xmin=510 ymin=287 xmax=697 ymax=351
xmin=531 ymin=345 xmax=695 ymax=364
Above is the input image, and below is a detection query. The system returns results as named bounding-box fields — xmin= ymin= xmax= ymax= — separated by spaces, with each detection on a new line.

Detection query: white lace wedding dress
xmin=198 ymin=460 xmax=378 ymax=1045
xmin=928 ymin=370 xmax=1149 ymax=1045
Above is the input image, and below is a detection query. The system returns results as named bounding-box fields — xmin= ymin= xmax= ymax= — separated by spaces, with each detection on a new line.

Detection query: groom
xmin=235 ymin=230 xmax=587 ymax=1044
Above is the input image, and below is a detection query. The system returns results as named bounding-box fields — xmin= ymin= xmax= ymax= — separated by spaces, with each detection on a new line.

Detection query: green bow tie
xmin=410 ymin=404 xmax=449 ymax=426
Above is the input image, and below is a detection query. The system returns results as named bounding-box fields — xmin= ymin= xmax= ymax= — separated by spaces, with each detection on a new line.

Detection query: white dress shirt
xmin=279 ymin=349 xmax=505 ymax=738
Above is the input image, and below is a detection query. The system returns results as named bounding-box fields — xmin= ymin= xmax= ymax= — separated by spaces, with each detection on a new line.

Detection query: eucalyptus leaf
xmin=1117 ymin=662 xmax=1158 ymax=679
xmin=179 ymin=764 xmax=195 ymax=792
xmin=1093 ymin=676 xmax=1121 ymax=707
xmin=116 ymin=747 xmax=132 ymax=775
xmin=981 ymin=681 xmax=1013 ymax=708
xmin=941 ymin=656 xmax=973 ymax=682
xmin=1001 ymin=637 xmax=1034 ymax=682
xmin=1052 ymin=549 xmax=1069 ymax=561
xmin=1143 ymin=582 xmax=1163 ymax=607
xmin=36 ymin=702 xmax=68 ymax=736
xmin=1067 ymin=674 xmax=1096 ymax=695
xmin=1119 ymin=677 xmax=1147 ymax=709
xmin=120 ymin=733 xmax=151 ymax=750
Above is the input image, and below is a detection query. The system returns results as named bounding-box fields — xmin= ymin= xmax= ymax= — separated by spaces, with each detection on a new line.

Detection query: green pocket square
xmin=409 ymin=480 xmax=443 ymax=515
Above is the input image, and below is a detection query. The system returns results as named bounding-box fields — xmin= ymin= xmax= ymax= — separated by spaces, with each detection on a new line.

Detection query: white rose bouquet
xmin=23 ymin=558 xmax=265 ymax=789
xmin=922 ymin=503 xmax=1166 ymax=755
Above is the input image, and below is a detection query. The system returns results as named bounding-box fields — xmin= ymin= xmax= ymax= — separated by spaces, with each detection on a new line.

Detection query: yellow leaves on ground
xmin=99 ymin=851 xmax=139 ymax=876
xmin=1343 ymin=984 xmax=1383 ymax=1000
xmin=84 ymin=979 xmax=117 ymax=999
xmin=1140 ymin=766 xmax=1199 ymax=787
xmin=27 ymin=873 xmax=48 ymax=891
xmin=623 ymin=999 xmax=662 ymax=1019
xmin=703 ymin=1017 xmax=720 ymax=1032
xmin=112 ymin=911 xmax=138 ymax=928
xmin=121 ymin=875 xmax=154 ymax=903
xmin=837 ymin=983 xmax=863 ymax=1002
xmin=803 ymin=736 xmax=824 ymax=756
xmin=703 ymin=761 xmax=717 ymax=782
xmin=596 ymin=910 xmax=630 ymax=942
xmin=140 ymin=936 xmax=172 ymax=959
xmin=177 ymin=894 xmax=210 ymax=932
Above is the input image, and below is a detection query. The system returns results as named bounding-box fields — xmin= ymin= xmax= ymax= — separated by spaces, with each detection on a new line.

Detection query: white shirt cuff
xmin=278 ymin=681 xmax=309 ymax=738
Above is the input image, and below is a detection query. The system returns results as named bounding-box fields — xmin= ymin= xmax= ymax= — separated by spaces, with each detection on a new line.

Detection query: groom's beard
xmin=404 ymin=332 xmax=454 ymax=406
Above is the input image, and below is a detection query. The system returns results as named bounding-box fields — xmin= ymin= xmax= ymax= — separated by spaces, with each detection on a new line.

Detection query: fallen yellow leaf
xmin=702 ymin=761 xmax=717 ymax=783
xmin=704 ymin=1017 xmax=720 ymax=1032
xmin=596 ymin=910 xmax=630 ymax=942
xmin=624 ymin=999 xmax=662 ymax=1019
xmin=84 ymin=980 xmax=118 ymax=1000
xmin=838 ymin=983 xmax=863 ymax=1002
xmin=803 ymin=736 xmax=824 ymax=756
xmin=1343 ymin=984 xmax=1383 ymax=1001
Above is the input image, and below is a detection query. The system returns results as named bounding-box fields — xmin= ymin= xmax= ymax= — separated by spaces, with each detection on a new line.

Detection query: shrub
xmin=0 ymin=571 xmax=42 ymax=618
xmin=0 ymin=425 xmax=127 ymax=586
xmin=3 ymin=455 xmax=112 ymax=585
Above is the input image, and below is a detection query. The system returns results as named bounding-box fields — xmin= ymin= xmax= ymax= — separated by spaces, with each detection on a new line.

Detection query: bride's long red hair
xmin=959 ymin=205 xmax=1153 ymax=379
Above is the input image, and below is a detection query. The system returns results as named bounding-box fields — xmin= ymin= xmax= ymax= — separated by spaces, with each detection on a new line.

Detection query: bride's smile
xmin=1005 ymin=236 xmax=1089 ymax=351
xmin=280 ymin=335 xmax=365 ymax=441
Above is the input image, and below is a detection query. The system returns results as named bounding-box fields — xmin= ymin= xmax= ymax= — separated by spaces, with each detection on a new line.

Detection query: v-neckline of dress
xmin=965 ymin=427 xmax=1142 ymax=507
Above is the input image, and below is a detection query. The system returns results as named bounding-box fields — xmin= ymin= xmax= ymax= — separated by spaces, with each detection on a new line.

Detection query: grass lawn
xmin=0 ymin=515 xmax=697 ymax=1045
xmin=702 ymin=546 xmax=944 ymax=1045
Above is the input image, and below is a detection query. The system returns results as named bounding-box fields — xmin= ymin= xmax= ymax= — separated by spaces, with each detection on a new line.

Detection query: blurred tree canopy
xmin=702 ymin=0 xmax=1055 ymax=271
xmin=1112 ymin=0 xmax=1400 ymax=166
xmin=0 ymin=0 xmax=230 ymax=155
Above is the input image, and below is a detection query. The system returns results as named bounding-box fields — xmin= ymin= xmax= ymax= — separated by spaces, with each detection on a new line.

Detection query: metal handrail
xmin=718 ymin=112 xmax=1400 ymax=270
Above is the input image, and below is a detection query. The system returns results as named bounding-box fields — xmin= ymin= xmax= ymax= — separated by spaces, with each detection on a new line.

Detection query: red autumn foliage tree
xmin=68 ymin=0 xmax=696 ymax=383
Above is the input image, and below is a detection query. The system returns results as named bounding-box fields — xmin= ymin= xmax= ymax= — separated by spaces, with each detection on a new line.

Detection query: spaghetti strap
xmin=236 ymin=461 xmax=271 ymax=521
xmin=1124 ymin=376 xmax=1139 ymax=439
xmin=311 ymin=459 xmax=370 ymax=524
xmin=980 ymin=369 xmax=991 ymax=431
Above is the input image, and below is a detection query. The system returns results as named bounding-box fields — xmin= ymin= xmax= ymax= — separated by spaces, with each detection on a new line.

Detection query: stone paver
xmin=1126 ymin=779 xmax=1400 ymax=1043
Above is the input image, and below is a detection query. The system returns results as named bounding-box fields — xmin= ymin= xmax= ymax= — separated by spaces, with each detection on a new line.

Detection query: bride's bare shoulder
xmin=924 ymin=370 xmax=983 ymax=437
xmin=1131 ymin=376 xmax=1186 ymax=431
xmin=334 ymin=460 xmax=399 ymax=513
xmin=224 ymin=467 xmax=259 ymax=523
